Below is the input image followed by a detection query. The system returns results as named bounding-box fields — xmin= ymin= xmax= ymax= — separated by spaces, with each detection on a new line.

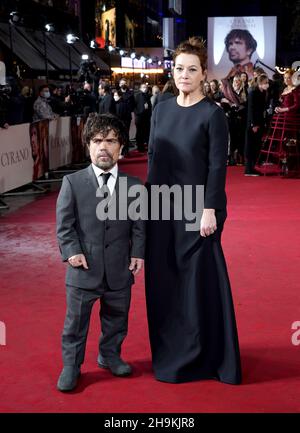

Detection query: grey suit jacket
xmin=56 ymin=164 xmax=146 ymax=290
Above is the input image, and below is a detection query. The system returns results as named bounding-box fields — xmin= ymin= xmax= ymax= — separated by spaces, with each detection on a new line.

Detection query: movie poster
xmin=29 ymin=119 xmax=49 ymax=181
xmin=125 ymin=14 xmax=135 ymax=48
xmin=207 ymin=16 xmax=277 ymax=80
xmin=95 ymin=7 xmax=116 ymax=48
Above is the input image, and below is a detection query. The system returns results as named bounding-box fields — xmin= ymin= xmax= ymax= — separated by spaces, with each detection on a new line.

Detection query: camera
xmin=78 ymin=60 xmax=98 ymax=83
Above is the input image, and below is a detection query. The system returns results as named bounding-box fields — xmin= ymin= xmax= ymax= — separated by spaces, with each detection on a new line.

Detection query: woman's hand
xmin=200 ymin=209 xmax=217 ymax=237
xmin=275 ymin=107 xmax=288 ymax=114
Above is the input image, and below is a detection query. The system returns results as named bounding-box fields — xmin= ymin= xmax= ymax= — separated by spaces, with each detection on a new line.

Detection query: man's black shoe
xmin=97 ymin=355 xmax=132 ymax=377
xmin=57 ymin=366 xmax=81 ymax=392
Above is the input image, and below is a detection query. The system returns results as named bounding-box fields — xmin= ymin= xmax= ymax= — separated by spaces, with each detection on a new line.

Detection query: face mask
xmin=141 ymin=88 xmax=147 ymax=93
xmin=114 ymin=96 xmax=120 ymax=101
xmin=120 ymin=85 xmax=127 ymax=90
xmin=43 ymin=91 xmax=50 ymax=98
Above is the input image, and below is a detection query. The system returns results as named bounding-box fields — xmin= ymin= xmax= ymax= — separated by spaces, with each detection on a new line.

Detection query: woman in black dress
xmin=145 ymin=37 xmax=242 ymax=384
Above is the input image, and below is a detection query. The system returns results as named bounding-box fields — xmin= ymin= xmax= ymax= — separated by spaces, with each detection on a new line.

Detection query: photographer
xmin=50 ymin=85 xmax=71 ymax=116
xmin=98 ymin=82 xmax=116 ymax=115
xmin=0 ymin=85 xmax=9 ymax=129
xmin=76 ymin=82 xmax=97 ymax=118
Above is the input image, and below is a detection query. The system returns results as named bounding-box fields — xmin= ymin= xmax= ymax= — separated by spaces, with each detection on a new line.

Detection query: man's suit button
xmin=106 ymin=225 xmax=110 ymax=230
xmin=105 ymin=244 xmax=109 ymax=248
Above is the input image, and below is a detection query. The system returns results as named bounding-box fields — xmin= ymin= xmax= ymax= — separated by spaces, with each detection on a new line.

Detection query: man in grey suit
xmin=56 ymin=113 xmax=145 ymax=392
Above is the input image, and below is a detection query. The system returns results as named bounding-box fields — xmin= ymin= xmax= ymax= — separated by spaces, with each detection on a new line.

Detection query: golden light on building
xmin=111 ymin=67 xmax=164 ymax=74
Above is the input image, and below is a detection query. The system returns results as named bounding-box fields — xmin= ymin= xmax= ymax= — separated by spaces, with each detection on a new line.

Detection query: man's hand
xmin=252 ymin=125 xmax=259 ymax=133
xmin=129 ymin=258 xmax=144 ymax=276
xmin=68 ymin=254 xmax=89 ymax=269
xmin=200 ymin=209 xmax=217 ymax=237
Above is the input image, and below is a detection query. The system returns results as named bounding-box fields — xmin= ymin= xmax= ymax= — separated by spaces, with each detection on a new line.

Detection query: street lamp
xmin=130 ymin=52 xmax=136 ymax=81
xmin=45 ymin=23 xmax=54 ymax=32
xmin=66 ymin=34 xmax=78 ymax=83
xmin=9 ymin=11 xmax=21 ymax=24
xmin=8 ymin=11 xmax=21 ymax=77
xmin=90 ymin=40 xmax=99 ymax=49
xmin=140 ymin=55 xmax=146 ymax=75
xmin=106 ymin=45 xmax=115 ymax=85
xmin=43 ymin=23 xmax=54 ymax=83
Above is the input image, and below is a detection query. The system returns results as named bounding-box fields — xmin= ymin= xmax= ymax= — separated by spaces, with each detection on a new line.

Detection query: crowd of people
xmin=1 ymin=65 xmax=299 ymax=175
xmin=203 ymin=68 xmax=300 ymax=175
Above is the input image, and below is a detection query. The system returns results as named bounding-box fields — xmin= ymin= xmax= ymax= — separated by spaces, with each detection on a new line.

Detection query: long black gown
xmin=145 ymin=96 xmax=242 ymax=384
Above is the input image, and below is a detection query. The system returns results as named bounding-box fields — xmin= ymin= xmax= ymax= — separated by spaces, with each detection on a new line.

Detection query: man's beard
xmin=95 ymin=152 xmax=115 ymax=170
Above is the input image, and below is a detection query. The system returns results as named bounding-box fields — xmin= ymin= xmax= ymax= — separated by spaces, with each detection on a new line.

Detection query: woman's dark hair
xmin=257 ymin=74 xmax=269 ymax=85
xmin=162 ymin=79 xmax=178 ymax=95
xmin=173 ymin=36 xmax=207 ymax=72
xmin=99 ymin=83 xmax=111 ymax=93
xmin=82 ymin=113 xmax=128 ymax=149
xmin=113 ymin=89 xmax=123 ymax=98
xmin=220 ymin=78 xmax=241 ymax=106
xmin=210 ymin=79 xmax=219 ymax=91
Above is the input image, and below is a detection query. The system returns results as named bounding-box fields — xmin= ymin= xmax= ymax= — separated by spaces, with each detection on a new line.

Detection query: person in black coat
xmin=244 ymin=74 xmax=269 ymax=175
xmin=78 ymin=82 xmax=97 ymax=118
xmin=0 ymin=87 xmax=9 ymax=129
xmin=134 ymin=83 xmax=152 ymax=152
xmin=98 ymin=82 xmax=116 ymax=115
xmin=113 ymin=89 xmax=131 ymax=155
xmin=154 ymin=79 xmax=178 ymax=108
xmin=21 ymin=86 xmax=34 ymax=123
xmin=118 ymin=78 xmax=135 ymax=134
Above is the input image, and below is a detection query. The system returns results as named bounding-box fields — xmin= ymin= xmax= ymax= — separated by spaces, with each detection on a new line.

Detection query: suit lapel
xmin=86 ymin=164 xmax=100 ymax=191
xmin=84 ymin=165 xmax=129 ymax=211
xmin=108 ymin=171 xmax=127 ymax=209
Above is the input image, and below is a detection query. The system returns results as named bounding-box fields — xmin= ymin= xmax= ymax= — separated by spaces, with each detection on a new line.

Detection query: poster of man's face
xmin=101 ymin=8 xmax=116 ymax=47
xmin=207 ymin=16 xmax=277 ymax=80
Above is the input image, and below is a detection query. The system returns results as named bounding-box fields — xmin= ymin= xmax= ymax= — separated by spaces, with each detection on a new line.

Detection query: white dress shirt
xmin=92 ymin=163 xmax=118 ymax=196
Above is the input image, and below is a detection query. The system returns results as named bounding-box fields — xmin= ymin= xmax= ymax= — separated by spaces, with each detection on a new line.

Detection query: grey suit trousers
xmin=62 ymin=280 xmax=131 ymax=367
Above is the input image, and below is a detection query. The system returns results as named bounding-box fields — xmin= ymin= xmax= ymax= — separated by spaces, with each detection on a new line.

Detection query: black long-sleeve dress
xmin=145 ymin=96 xmax=242 ymax=384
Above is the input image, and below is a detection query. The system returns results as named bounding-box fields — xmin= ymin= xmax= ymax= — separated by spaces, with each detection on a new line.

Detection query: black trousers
xmin=135 ymin=114 xmax=151 ymax=150
xmin=244 ymin=126 xmax=263 ymax=172
xmin=62 ymin=280 xmax=131 ymax=367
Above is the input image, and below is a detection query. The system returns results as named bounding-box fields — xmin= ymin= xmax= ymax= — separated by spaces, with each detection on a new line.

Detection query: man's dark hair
xmin=38 ymin=84 xmax=49 ymax=94
xmin=225 ymin=29 xmax=257 ymax=57
xmin=99 ymin=83 xmax=111 ymax=93
xmin=82 ymin=113 xmax=129 ymax=149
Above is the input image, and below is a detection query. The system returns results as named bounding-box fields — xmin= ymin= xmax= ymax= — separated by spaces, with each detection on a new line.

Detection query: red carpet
xmin=1 ymin=164 xmax=300 ymax=413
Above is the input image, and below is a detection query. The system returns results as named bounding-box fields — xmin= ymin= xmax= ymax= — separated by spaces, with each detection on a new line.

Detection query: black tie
xmin=100 ymin=173 xmax=111 ymax=210
xmin=101 ymin=172 xmax=111 ymax=185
